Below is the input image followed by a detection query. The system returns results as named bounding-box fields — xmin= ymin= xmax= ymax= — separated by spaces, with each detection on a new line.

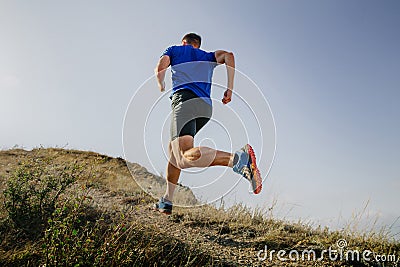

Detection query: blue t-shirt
xmin=161 ymin=45 xmax=217 ymax=106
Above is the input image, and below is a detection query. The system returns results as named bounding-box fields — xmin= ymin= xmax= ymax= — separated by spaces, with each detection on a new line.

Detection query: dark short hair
xmin=182 ymin=33 xmax=201 ymax=48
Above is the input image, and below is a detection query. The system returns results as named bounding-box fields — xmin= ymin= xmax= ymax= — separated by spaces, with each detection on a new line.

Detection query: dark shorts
xmin=170 ymin=89 xmax=212 ymax=141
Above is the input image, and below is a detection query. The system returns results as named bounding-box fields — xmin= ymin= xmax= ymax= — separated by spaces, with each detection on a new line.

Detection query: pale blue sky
xmin=1 ymin=1 xmax=399 ymax=237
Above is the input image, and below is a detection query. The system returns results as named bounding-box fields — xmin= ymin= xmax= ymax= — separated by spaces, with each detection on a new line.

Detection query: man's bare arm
xmin=154 ymin=55 xmax=170 ymax=92
xmin=215 ymin=50 xmax=235 ymax=104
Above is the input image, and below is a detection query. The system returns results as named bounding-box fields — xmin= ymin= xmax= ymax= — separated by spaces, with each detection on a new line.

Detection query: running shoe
xmin=233 ymin=144 xmax=262 ymax=194
xmin=153 ymin=197 xmax=173 ymax=215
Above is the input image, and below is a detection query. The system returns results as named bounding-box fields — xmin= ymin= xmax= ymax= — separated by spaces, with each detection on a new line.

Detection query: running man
xmin=154 ymin=33 xmax=261 ymax=214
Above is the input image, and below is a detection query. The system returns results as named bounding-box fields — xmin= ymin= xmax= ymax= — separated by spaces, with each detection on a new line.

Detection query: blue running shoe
xmin=233 ymin=144 xmax=262 ymax=194
xmin=153 ymin=197 xmax=173 ymax=215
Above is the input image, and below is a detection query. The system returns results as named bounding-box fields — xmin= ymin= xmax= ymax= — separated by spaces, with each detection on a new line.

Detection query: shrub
xmin=3 ymin=157 xmax=81 ymax=237
xmin=42 ymin=197 xmax=104 ymax=266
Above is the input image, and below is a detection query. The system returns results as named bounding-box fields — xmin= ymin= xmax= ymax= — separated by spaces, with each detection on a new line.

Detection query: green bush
xmin=42 ymin=197 xmax=103 ymax=266
xmin=42 ymin=196 xmax=154 ymax=266
xmin=3 ymin=157 xmax=81 ymax=236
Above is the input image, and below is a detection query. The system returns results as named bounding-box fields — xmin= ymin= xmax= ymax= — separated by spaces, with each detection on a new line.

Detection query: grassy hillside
xmin=0 ymin=148 xmax=398 ymax=266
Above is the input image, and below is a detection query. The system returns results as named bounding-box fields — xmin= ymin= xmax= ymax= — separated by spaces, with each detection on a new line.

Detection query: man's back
xmin=162 ymin=45 xmax=217 ymax=104
xmin=163 ymin=45 xmax=216 ymax=66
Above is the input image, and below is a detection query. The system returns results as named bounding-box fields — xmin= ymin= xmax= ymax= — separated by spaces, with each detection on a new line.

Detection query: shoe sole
xmin=245 ymin=144 xmax=262 ymax=194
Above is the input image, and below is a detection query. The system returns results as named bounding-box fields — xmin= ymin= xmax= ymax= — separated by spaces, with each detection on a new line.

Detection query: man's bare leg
xmin=164 ymin=135 xmax=235 ymax=203
xmin=171 ymin=135 xmax=235 ymax=170
xmin=163 ymin=142 xmax=181 ymax=202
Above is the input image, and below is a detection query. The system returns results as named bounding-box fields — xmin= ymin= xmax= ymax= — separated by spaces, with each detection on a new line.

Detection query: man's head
xmin=182 ymin=33 xmax=201 ymax=48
